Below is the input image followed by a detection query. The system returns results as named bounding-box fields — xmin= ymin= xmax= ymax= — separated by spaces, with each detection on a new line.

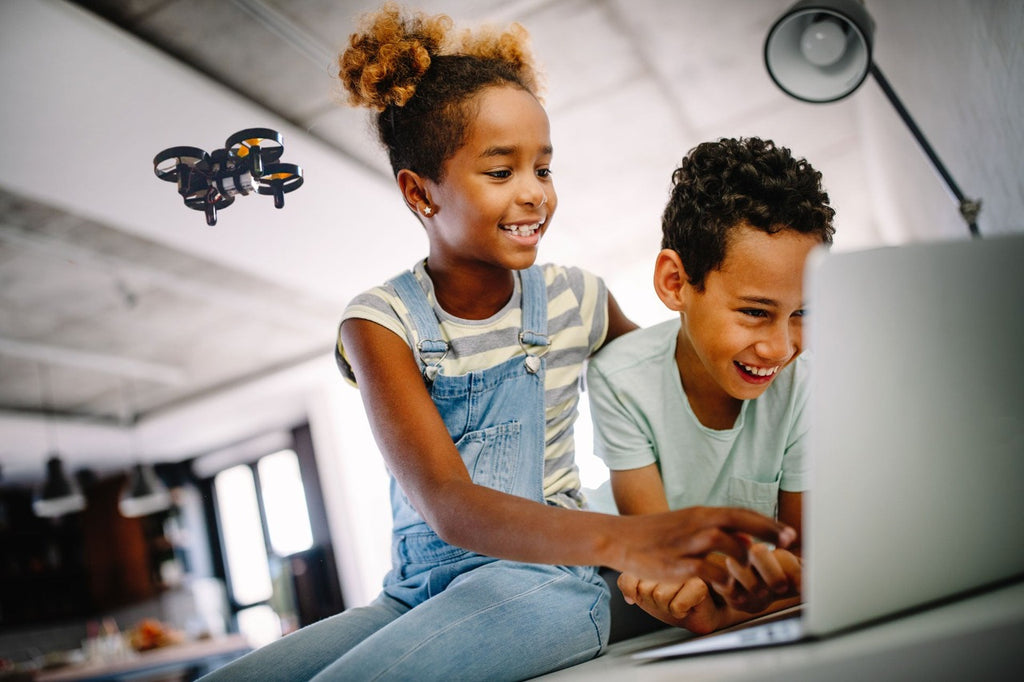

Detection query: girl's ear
xmin=653 ymin=249 xmax=691 ymax=312
xmin=397 ymin=169 xmax=434 ymax=218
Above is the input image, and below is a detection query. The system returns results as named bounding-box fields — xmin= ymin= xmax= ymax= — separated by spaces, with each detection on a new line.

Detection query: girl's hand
xmin=612 ymin=506 xmax=797 ymax=587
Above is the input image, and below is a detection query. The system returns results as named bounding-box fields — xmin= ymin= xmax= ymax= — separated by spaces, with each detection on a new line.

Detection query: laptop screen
xmin=802 ymin=234 xmax=1024 ymax=636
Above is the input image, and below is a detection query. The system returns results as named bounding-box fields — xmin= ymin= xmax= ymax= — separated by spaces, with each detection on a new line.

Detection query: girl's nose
xmin=520 ymin=177 xmax=548 ymax=208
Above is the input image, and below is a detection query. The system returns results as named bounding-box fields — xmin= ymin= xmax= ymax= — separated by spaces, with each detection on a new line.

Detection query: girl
xmin=203 ymin=5 xmax=794 ymax=680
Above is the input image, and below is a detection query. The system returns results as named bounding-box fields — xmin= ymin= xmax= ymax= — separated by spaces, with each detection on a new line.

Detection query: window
xmin=212 ymin=448 xmax=314 ymax=645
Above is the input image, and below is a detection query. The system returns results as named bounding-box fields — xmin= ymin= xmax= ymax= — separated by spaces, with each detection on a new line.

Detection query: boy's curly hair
xmin=662 ymin=137 xmax=836 ymax=290
xmin=338 ymin=3 xmax=542 ymax=181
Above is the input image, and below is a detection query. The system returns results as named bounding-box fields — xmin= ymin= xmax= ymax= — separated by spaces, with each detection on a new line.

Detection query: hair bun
xmin=339 ymin=3 xmax=453 ymax=111
xmin=453 ymin=22 xmax=540 ymax=95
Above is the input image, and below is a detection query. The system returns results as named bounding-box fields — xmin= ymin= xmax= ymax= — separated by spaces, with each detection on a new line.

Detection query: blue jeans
xmin=201 ymin=266 xmax=609 ymax=680
xmin=203 ymin=560 xmax=608 ymax=680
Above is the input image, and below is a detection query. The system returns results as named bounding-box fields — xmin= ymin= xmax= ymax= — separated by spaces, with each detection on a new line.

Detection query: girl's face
xmin=423 ymin=86 xmax=556 ymax=274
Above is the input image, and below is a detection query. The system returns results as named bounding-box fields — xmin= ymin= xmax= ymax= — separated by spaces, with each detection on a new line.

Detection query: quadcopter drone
xmin=153 ymin=128 xmax=303 ymax=226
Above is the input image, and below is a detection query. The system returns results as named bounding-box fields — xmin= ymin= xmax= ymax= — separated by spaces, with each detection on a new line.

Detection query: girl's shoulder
xmin=537 ymin=262 xmax=606 ymax=307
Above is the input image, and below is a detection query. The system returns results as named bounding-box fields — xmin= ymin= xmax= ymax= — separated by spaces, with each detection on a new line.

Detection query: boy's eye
xmin=792 ymin=309 xmax=806 ymax=318
xmin=486 ymin=169 xmax=512 ymax=179
xmin=740 ymin=308 xmax=769 ymax=318
xmin=537 ymin=168 xmax=552 ymax=178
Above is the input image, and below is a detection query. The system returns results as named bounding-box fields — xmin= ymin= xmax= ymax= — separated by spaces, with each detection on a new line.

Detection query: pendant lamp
xmin=119 ymin=463 xmax=172 ymax=518
xmin=33 ymin=455 xmax=86 ymax=518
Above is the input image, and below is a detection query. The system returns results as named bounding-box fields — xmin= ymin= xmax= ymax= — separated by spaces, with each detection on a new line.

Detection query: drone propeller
xmin=225 ymin=127 xmax=284 ymax=178
xmin=153 ymin=146 xmax=209 ymax=183
xmin=256 ymin=163 xmax=304 ymax=208
xmin=153 ymin=128 xmax=303 ymax=225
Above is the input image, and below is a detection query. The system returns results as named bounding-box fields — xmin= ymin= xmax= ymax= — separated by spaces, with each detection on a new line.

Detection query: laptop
xmin=634 ymin=233 xmax=1024 ymax=660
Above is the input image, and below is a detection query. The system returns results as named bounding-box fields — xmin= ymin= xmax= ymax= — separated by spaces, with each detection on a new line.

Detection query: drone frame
xmin=153 ymin=127 xmax=304 ymax=226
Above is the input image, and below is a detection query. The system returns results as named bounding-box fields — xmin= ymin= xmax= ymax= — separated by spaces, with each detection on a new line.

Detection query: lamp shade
xmin=119 ymin=463 xmax=172 ymax=518
xmin=764 ymin=0 xmax=875 ymax=103
xmin=32 ymin=455 xmax=86 ymax=518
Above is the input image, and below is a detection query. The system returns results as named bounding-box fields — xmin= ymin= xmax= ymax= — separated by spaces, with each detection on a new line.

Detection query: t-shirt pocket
xmin=727 ymin=471 xmax=781 ymax=519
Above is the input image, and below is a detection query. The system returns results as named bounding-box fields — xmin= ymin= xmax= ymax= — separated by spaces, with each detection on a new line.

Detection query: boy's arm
xmin=778 ymin=490 xmax=803 ymax=554
xmin=610 ymin=464 xmax=671 ymax=515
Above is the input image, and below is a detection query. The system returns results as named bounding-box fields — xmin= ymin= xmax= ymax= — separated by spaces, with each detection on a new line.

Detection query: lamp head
xmin=33 ymin=455 xmax=86 ymax=518
xmin=764 ymin=0 xmax=875 ymax=103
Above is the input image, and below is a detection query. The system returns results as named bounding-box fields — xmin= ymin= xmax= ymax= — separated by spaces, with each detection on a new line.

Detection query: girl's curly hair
xmin=662 ymin=137 xmax=836 ymax=290
xmin=339 ymin=3 xmax=542 ymax=181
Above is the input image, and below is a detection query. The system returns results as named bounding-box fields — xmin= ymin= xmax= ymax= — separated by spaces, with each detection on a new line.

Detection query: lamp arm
xmin=868 ymin=63 xmax=981 ymax=237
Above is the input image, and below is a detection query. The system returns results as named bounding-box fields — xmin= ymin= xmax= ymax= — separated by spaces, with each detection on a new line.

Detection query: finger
xmin=680 ymin=527 xmax=752 ymax=564
xmin=726 ymin=556 xmax=762 ymax=595
xmin=617 ymin=572 xmax=640 ymax=605
xmin=776 ymin=550 xmax=803 ymax=592
xmin=702 ymin=507 xmax=798 ymax=549
xmin=749 ymin=544 xmax=789 ymax=594
xmin=699 ymin=553 xmax=735 ymax=596
xmin=668 ymin=578 xmax=709 ymax=619
xmin=650 ymin=579 xmax=688 ymax=611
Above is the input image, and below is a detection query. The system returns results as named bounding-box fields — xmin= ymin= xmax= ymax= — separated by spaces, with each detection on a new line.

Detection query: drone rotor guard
xmin=256 ymin=163 xmax=304 ymax=209
xmin=226 ymin=127 xmax=284 ymax=179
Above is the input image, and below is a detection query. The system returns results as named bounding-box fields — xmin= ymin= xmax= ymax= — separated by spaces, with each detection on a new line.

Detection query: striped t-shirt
xmin=336 ymin=260 xmax=610 ymax=508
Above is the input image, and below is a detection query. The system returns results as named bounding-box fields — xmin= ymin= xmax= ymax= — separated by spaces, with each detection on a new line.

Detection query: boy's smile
xmin=674 ymin=223 xmax=822 ymax=428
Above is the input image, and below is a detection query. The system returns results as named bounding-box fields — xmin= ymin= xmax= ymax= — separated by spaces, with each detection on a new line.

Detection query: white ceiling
xmin=0 ymin=0 xmax=1020 ymax=484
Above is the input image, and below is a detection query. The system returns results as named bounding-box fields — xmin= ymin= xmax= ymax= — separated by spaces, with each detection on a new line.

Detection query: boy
xmin=587 ymin=137 xmax=835 ymax=633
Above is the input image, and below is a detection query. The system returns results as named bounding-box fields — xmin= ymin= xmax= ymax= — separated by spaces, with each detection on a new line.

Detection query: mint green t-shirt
xmin=586 ymin=318 xmax=810 ymax=519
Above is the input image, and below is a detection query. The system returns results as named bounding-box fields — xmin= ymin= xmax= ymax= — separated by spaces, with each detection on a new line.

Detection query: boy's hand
xmin=618 ymin=573 xmax=726 ymax=635
xmin=709 ymin=544 xmax=802 ymax=613
xmin=618 ymin=546 xmax=803 ymax=634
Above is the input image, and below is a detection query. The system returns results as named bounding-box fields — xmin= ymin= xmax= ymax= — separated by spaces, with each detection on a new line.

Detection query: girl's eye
xmin=486 ymin=169 xmax=512 ymax=179
xmin=537 ymin=168 xmax=552 ymax=178
xmin=792 ymin=309 xmax=806 ymax=318
xmin=741 ymin=308 xmax=769 ymax=319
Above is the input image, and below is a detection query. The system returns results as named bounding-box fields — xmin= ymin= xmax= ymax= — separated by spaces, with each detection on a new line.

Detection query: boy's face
xmin=678 ymin=223 xmax=821 ymax=405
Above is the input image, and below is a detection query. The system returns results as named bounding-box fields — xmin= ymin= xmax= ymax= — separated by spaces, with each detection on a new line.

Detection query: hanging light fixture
xmin=764 ymin=0 xmax=982 ymax=237
xmin=119 ymin=463 xmax=172 ymax=518
xmin=117 ymin=380 xmax=171 ymax=518
xmin=33 ymin=455 xmax=86 ymax=518
xmin=32 ymin=364 xmax=85 ymax=518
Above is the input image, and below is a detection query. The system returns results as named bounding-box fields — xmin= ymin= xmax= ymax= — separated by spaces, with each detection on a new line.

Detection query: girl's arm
xmin=605 ymin=291 xmax=639 ymax=344
xmin=341 ymin=317 xmax=794 ymax=586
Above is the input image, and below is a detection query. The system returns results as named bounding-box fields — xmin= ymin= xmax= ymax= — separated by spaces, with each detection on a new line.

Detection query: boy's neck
xmin=673 ymin=332 xmax=743 ymax=430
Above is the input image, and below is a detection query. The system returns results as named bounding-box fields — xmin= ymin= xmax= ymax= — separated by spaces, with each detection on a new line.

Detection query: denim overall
xmin=202 ymin=266 xmax=610 ymax=682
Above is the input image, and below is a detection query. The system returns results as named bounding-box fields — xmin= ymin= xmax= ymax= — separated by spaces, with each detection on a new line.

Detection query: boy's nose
xmin=757 ymin=323 xmax=800 ymax=363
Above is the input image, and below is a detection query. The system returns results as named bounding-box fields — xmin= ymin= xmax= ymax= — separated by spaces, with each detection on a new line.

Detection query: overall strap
xmin=518 ymin=266 xmax=550 ymax=373
xmin=389 ymin=270 xmax=448 ymax=380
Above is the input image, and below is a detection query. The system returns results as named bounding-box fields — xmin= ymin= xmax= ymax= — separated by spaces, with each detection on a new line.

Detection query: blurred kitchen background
xmin=0 ymin=0 xmax=1020 ymax=677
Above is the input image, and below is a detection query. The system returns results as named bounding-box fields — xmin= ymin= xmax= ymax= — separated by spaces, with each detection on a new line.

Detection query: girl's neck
xmin=424 ymin=259 xmax=516 ymax=320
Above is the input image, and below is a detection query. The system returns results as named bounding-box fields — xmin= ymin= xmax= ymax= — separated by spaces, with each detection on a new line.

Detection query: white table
xmin=536 ymin=579 xmax=1023 ymax=681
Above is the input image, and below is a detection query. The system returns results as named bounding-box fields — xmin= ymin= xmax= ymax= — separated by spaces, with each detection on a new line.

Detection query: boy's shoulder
xmin=589 ymin=318 xmax=680 ymax=377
